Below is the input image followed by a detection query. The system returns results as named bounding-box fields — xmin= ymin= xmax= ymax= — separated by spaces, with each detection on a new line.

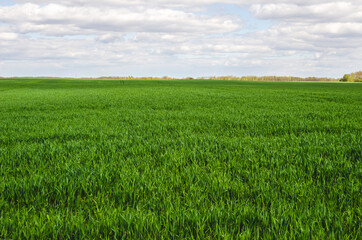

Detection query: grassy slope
xmin=0 ymin=79 xmax=361 ymax=239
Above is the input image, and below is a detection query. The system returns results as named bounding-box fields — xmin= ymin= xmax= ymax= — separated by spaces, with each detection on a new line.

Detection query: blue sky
xmin=0 ymin=0 xmax=361 ymax=78
xmin=1 ymin=0 xmax=14 ymax=6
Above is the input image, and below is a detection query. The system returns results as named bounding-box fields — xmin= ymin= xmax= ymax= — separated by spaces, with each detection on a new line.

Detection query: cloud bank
xmin=0 ymin=0 xmax=361 ymax=77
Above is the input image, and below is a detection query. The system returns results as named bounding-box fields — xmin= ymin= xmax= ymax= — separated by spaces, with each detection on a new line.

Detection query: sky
xmin=0 ymin=0 xmax=361 ymax=78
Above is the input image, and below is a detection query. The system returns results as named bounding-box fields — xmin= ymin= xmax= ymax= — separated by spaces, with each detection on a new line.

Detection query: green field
xmin=0 ymin=79 xmax=361 ymax=239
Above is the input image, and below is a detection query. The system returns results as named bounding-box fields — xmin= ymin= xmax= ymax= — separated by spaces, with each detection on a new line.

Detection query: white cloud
xmin=0 ymin=32 xmax=18 ymax=40
xmin=0 ymin=1 xmax=361 ymax=78
xmin=250 ymin=2 xmax=362 ymax=22
xmin=245 ymin=1 xmax=362 ymax=77
xmin=0 ymin=3 xmax=240 ymax=35
xmin=15 ymin=0 xmax=243 ymax=8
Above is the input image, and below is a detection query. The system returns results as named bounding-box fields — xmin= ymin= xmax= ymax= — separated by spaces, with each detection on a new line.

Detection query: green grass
xmin=0 ymin=78 xmax=361 ymax=239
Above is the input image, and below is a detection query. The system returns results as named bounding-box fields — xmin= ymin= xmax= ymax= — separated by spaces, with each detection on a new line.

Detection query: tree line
xmin=2 ymin=72 xmax=361 ymax=82
xmin=202 ymin=76 xmax=337 ymax=82
xmin=97 ymin=76 xmax=338 ymax=82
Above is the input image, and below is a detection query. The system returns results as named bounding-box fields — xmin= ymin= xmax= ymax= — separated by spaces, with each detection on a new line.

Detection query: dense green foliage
xmin=340 ymin=71 xmax=362 ymax=82
xmin=0 ymin=79 xmax=361 ymax=239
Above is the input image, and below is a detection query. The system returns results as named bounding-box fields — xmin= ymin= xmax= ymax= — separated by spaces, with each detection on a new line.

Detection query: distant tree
xmin=355 ymin=71 xmax=362 ymax=78
xmin=340 ymin=74 xmax=353 ymax=82
xmin=340 ymin=72 xmax=362 ymax=82
xmin=354 ymin=71 xmax=362 ymax=82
